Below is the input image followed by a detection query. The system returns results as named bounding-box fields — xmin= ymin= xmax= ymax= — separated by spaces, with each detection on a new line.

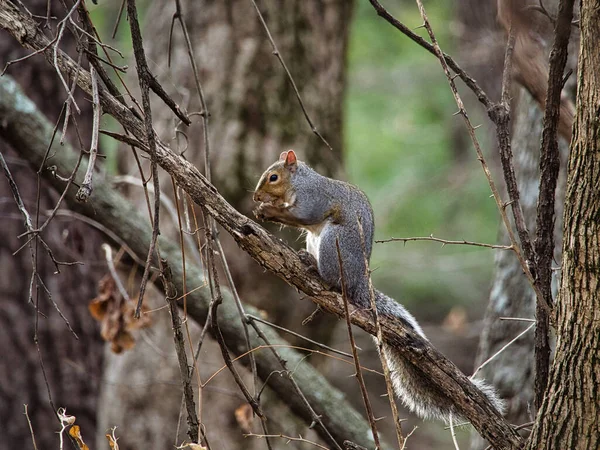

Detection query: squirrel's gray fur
xmin=254 ymin=156 xmax=505 ymax=422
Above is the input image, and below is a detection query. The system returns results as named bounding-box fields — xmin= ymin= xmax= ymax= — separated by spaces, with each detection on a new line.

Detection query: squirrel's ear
xmin=284 ymin=150 xmax=298 ymax=171
xmin=279 ymin=151 xmax=288 ymax=161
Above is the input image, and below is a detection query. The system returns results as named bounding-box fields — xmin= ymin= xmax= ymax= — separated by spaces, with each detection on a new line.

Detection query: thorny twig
xmin=377 ymin=235 xmax=512 ymax=250
xmin=358 ymin=221 xmax=406 ymax=449
xmin=335 ymin=238 xmax=381 ymax=449
xmin=410 ymin=0 xmax=552 ymax=322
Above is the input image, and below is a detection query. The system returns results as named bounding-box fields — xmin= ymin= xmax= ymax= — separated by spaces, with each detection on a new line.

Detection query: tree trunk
xmin=465 ymin=1 xmax=578 ymax=448
xmin=99 ymin=1 xmax=354 ymax=449
xmin=525 ymin=1 xmax=600 ymax=447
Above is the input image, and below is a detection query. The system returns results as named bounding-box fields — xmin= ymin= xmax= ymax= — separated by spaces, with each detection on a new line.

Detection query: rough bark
xmin=468 ymin=1 xmax=577 ymax=448
xmin=524 ymin=1 xmax=600 ymax=447
xmin=0 ymin=2 xmax=103 ymax=448
xmin=470 ymin=91 xmax=569 ymax=449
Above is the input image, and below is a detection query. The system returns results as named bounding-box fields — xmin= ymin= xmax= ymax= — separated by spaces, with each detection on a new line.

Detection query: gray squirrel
xmin=253 ymin=150 xmax=505 ymax=421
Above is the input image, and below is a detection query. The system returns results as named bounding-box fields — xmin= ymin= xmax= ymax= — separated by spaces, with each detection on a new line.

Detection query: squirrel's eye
xmin=269 ymin=174 xmax=278 ymax=182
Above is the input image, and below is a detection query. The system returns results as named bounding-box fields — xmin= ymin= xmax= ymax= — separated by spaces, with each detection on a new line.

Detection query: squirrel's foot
xmin=298 ymin=249 xmax=320 ymax=275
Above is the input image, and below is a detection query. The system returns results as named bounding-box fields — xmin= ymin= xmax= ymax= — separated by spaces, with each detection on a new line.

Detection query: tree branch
xmin=533 ymin=0 xmax=575 ymax=408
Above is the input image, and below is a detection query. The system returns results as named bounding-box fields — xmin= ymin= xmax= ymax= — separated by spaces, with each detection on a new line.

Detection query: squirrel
xmin=253 ymin=150 xmax=505 ymax=422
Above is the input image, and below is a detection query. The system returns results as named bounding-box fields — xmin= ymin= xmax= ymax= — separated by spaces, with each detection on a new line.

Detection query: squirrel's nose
xmin=253 ymin=192 xmax=260 ymax=202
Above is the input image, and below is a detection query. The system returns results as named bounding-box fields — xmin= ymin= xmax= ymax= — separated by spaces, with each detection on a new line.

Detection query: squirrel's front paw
xmin=298 ymin=249 xmax=319 ymax=275
xmin=253 ymin=203 xmax=267 ymax=221
xmin=254 ymin=202 xmax=283 ymax=222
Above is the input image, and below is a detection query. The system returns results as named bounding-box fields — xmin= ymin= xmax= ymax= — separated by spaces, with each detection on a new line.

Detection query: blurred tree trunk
xmin=98 ymin=1 xmax=354 ymax=449
xmin=525 ymin=2 xmax=600 ymax=446
xmin=464 ymin=1 xmax=578 ymax=448
xmin=0 ymin=1 xmax=103 ymax=449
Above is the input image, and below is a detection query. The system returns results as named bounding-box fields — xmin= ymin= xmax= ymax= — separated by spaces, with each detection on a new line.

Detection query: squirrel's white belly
xmin=304 ymin=221 xmax=328 ymax=262
xmin=306 ymin=231 xmax=321 ymax=261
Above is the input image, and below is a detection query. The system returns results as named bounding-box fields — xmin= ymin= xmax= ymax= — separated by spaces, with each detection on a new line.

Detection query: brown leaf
xmin=68 ymin=425 xmax=90 ymax=450
xmin=234 ymin=403 xmax=254 ymax=434
xmin=106 ymin=432 xmax=119 ymax=450
xmin=89 ymin=274 xmax=152 ymax=354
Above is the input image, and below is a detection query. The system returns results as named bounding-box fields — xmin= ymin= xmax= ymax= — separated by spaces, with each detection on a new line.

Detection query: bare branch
xmin=75 ymin=65 xmax=100 ymax=202
xmin=335 ymin=238 xmax=381 ymax=449
xmin=377 ymin=235 xmax=512 ymax=250
xmin=126 ymin=0 xmax=162 ymax=320
xmin=533 ymin=0 xmax=575 ymax=407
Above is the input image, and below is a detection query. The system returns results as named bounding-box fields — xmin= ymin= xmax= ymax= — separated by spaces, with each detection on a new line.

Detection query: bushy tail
xmin=374 ymin=290 xmax=505 ymax=422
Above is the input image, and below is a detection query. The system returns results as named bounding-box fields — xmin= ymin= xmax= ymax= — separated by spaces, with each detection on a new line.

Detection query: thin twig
xmin=23 ymin=405 xmax=39 ymax=450
xmin=335 ymin=238 xmax=381 ymax=449
xmin=76 ymin=65 xmax=100 ymax=202
xmin=102 ymin=244 xmax=131 ymax=303
xmin=247 ymin=321 xmax=346 ymax=450
xmin=499 ymin=317 xmax=536 ymax=322
xmin=0 ymin=151 xmax=34 ymax=231
xmin=250 ymin=0 xmax=333 ymax=151
xmin=161 ymin=258 xmax=200 ymax=443
xmin=358 ymin=221 xmax=405 ymax=448
xmin=247 ymin=314 xmax=353 ymax=358
xmin=127 ymin=0 xmax=162 ymax=320
xmin=376 ymin=235 xmax=512 ymax=250
xmin=246 ymin=433 xmax=329 ymax=450
xmin=449 ymin=413 xmax=461 ymax=450
xmin=472 ymin=323 xmax=535 ymax=377
xmin=214 ymin=238 xmax=259 ymax=397
xmin=99 ymin=129 xmax=149 ymax=151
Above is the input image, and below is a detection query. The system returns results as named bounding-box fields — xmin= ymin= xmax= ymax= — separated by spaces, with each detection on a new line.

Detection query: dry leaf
xmin=234 ymin=403 xmax=254 ymax=434
xmin=89 ymin=275 xmax=152 ymax=353
xmin=186 ymin=444 xmax=207 ymax=450
xmin=69 ymin=425 xmax=90 ymax=450
xmin=106 ymin=431 xmax=119 ymax=450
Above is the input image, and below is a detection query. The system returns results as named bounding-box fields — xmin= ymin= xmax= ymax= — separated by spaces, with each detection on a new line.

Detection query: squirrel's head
xmin=253 ymin=150 xmax=298 ymax=206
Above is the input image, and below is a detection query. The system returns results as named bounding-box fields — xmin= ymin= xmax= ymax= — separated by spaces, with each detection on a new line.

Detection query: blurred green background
xmin=346 ymin=1 xmax=499 ymax=322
